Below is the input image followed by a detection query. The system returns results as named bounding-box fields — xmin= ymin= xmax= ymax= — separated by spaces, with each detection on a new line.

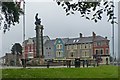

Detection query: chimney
xmin=105 ymin=36 xmax=107 ymax=39
xmin=80 ymin=33 xmax=82 ymax=38
xmin=92 ymin=32 xmax=96 ymax=38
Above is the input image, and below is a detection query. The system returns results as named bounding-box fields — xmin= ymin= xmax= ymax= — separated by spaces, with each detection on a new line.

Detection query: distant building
xmin=44 ymin=38 xmax=69 ymax=60
xmin=22 ymin=36 xmax=50 ymax=59
xmin=54 ymin=38 xmax=69 ymax=59
xmin=92 ymin=32 xmax=110 ymax=64
xmin=65 ymin=32 xmax=110 ymax=64
xmin=44 ymin=39 xmax=55 ymax=60
xmin=1 ymin=53 xmax=22 ymax=66
xmin=23 ymin=32 xmax=110 ymax=64
xmin=65 ymin=33 xmax=93 ymax=65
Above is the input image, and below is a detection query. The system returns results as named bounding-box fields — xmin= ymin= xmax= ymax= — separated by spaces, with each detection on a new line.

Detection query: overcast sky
xmin=0 ymin=0 xmax=119 ymax=58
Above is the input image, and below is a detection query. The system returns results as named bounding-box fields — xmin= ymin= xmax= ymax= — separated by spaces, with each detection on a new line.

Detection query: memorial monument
xmin=35 ymin=13 xmax=44 ymax=64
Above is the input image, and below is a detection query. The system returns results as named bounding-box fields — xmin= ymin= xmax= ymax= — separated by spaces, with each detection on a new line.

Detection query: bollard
xmin=83 ymin=60 xmax=85 ymax=67
xmin=69 ymin=60 xmax=71 ymax=68
xmin=47 ymin=61 xmax=49 ymax=68
xmin=86 ymin=60 xmax=88 ymax=67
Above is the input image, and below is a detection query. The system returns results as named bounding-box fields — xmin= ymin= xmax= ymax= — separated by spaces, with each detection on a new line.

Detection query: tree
xmin=0 ymin=0 xmax=23 ymax=33
xmin=11 ymin=43 xmax=22 ymax=55
xmin=11 ymin=43 xmax=22 ymax=66
xmin=55 ymin=0 xmax=117 ymax=24
xmin=0 ymin=0 xmax=117 ymax=32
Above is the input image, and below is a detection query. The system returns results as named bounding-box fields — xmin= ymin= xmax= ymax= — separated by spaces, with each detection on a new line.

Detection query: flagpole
xmin=23 ymin=0 xmax=25 ymax=46
xmin=112 ymin=0 xmax=114 ymax=65
xmin=23 ymin=0 xmax=26 ymax=68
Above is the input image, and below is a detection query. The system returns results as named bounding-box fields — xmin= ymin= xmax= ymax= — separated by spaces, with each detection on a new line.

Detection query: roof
xmin=65 ymin=38 xmax=79 ymax=45
xmin=65 ymin=36 xmax=109 ymax=45
xmin=61 ymin=38 xmax=69 ymax=44
xmin=23 ymin=35 xmax=109 ymax=46
xmin=23 ymin=36 xmax=50 ymax=45
xmin=44 ymin=38 xmax=69 ymax=47
xmin=44 ymin=39 xmax=56 ymax=46
xmin=94 ymin=36 xmax=109 ymax=41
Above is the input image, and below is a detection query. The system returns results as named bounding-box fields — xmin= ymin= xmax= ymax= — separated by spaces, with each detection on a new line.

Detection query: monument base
xmin=40 ymin=58 xmax=44 ymax=65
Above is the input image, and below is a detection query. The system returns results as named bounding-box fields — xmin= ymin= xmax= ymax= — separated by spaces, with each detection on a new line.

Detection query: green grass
xmin=1 ymin=65 xmax=119 ymax=78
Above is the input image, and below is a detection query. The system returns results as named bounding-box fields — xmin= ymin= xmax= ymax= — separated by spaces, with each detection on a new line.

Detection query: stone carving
xmin=35 ymin=13 xmax=41 ymax=25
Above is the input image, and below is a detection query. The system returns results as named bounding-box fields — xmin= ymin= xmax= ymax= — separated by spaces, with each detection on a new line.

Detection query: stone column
xmin=35 ymin=24 xmax=44 ymax=64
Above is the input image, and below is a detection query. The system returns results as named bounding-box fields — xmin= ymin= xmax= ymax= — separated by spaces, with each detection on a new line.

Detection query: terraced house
xmin=22 ymin=36 xmax=50 ymax=59
xmin=22 ymin=32 xmax=110 ymax=64
xmin=65 ymin=33 xmax=93 ymax=65
xmin=65 ymin=32 xmax=110 ymax=64
xmin=44 ymin=38 xmax=69 ymax=60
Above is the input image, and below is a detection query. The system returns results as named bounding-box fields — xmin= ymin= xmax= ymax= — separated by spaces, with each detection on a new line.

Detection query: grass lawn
xmin=1 ymin=65 xmax=119 ymax=78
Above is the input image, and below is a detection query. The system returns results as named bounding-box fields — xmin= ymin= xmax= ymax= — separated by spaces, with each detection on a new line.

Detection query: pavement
xmin=0 ymin=65 xmax=94 ymax=69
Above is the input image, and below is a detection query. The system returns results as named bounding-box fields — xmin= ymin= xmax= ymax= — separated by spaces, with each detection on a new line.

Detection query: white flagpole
xmin=112 ymin=0 xmax=114 ymax=65
xmin=23 ymin=0 xmax=25 ymax=42
xmin=23 ymin=0 xmax=26 ymax=67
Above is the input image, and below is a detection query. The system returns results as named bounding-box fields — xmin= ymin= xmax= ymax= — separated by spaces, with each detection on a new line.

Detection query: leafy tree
xmin=11 ymin=43 xmax=22 ymax=66
xmin=55 ymin=0 xmax=117 ymax=24
xmin=0 ymin=0 xmax=117 ymax=33
xmin=0 ymin=0 xmax=23 ymax=33
xmin=11 ymin=43 xmax=22 ymax=55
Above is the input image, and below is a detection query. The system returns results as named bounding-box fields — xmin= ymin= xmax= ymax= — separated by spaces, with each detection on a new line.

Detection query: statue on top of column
xmin=35 ymin=13 xmax=41 ymax=25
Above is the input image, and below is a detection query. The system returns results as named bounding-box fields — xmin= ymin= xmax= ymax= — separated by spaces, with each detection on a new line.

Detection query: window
xmin=71 ymin=52 xmax=74 ymax=57
xmin=73 ymin=40 xmax=76 ymax=43
xmin=89 ymin=44 xmax=91 ymax=48
xmin=96 ymin=50 xmax=98 ymax=55
xmin=56 ymin=44 xmax=62 ymax=49
xmin=48 ymin=52 xmax=50 ymax=56
xmin=67 ymin=46 xmax=69 ymax=50
xmin=76 ymin=39 xmax=79 ymax=42
xmin=74 ymin=45 xmax=77 ymax=49
xmin=97 ymin=42 xmax=101 ymax=46
xmin=71 ymin=45 xmax=73 ymax=49
xmin=60 ymin=45 xmax=62 ymax=49
xmin=56 ymin=51 xmax=62 ymax=57
xmin=85 ymin=45 xmax=86 ymax=48
xmin=69 ymin=45 xmax=71 ymax=49
xmin=56 ymin=45 xmax=59 ymax=49
xmin=106 ymin=49 xmax=109 ymax=54
xmin=106 ymin=42 xmax=109 ymax=45
xmin=82 ymin=43 xmax=85 ymax=49
xmin=101 ymin=50 xmax=103 ymax=54
xmin=85 ymin=52 xmax=86 ymax=56
xmin=80 ymin=44 xmax=82 ymax=49
xmin=59 ymin=52 xmax=60 ymax=56
xmin=85 ymin=43 xmax=88 ymax=48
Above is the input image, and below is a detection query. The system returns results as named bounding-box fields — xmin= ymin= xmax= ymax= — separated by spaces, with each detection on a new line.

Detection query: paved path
xmin=1 ymin=65 xmax=94 ymax=69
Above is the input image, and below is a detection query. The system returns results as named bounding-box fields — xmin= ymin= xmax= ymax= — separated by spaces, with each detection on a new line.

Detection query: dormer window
xmin=73 ymin=40 xmax=76 ymax=43
xmin=76 ymin=39 xmax=79 ymax=42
